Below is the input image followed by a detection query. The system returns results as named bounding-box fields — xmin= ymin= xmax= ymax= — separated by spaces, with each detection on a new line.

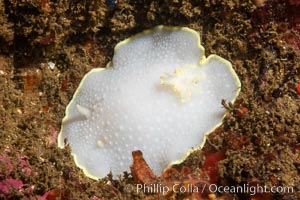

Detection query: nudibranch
xmin=58 ymin=26 xmax=241 ymax=180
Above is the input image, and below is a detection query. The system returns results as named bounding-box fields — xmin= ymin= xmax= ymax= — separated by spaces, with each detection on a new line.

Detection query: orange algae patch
xmin=130 ymin=150 xmax=156 ymax=184
xmin=297 ymin=82 xmax=300 ymax=94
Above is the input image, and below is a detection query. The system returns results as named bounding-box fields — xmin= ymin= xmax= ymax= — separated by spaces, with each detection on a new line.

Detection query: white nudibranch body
xmin=58 ymin=26 xmax=241 ymax=180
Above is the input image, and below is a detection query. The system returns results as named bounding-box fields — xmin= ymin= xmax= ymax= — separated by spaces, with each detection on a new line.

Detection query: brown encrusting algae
xmin=0 ymin=0 xmax=299 ymax=199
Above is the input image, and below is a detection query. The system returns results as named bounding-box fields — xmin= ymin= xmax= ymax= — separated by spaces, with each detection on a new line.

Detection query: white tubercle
xmin=76 ymin=104 xmax=92 ymax=119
